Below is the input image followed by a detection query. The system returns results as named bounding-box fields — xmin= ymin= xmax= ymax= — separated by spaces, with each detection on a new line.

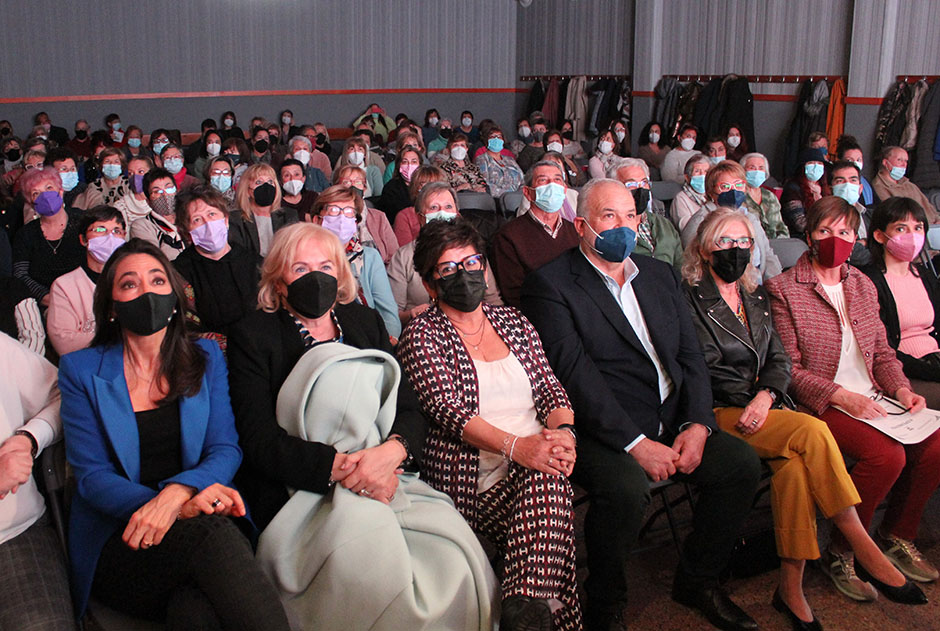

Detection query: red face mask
xmin=814 ymin=235 xmax=854 ymax=268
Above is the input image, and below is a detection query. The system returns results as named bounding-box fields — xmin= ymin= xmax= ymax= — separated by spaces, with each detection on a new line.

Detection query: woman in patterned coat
xmin=398 ymin=217 xmax=583 ymax=631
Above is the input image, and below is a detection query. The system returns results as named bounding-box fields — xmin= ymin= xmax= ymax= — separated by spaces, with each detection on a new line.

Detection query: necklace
xmin=451 ymin=317 xmax=486 ymax=350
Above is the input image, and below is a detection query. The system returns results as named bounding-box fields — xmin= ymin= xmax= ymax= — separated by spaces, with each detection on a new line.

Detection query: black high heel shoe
xmin=855 ymin=563 xmax=928 ymax=604
xmin=772 ymin=589 xmax=823 ymax=631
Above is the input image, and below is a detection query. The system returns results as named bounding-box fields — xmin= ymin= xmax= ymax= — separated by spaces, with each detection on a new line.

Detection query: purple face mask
xmin=131 ymin=173 xmax=146 ymax=194
xmin=34 ymin=190 xmax=63 ymax=217
xmin=190 ymin=218 xmax=229 ymax=253
xmin=321 ymin=215 xmax=357 ymax=244
xmin=86 ymin=233 xmax=125 ymax=264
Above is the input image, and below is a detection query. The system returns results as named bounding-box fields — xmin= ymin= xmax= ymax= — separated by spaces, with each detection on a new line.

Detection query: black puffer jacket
xmin=683 ymin=273 xmax=792 ymax=408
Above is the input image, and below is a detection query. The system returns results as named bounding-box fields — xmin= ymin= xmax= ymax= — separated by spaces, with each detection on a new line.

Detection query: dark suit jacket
xmin=227 ymin=207 xmax=299 ymax=259
xmin=226 ymin=303 xmax=427 ymax=530
xmin=520 ymin=248 xmax=716 ymax=452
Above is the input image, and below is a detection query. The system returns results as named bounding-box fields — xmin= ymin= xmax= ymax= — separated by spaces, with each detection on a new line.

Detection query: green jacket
xmin=744 ymin=187 xmax=789 ymax=239
xmin=634 ymin=200 xmax=684 ymax=269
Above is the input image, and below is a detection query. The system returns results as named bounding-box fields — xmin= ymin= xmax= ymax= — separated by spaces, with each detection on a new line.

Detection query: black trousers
xmin=572 ymin=429 xmax=761 ymax=611
xmin=92 ymin=515 xmax=289 ymax=631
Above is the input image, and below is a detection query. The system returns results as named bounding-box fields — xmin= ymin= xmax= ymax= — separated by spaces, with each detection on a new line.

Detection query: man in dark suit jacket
xmin=521 ymin=179 xmax=761 ymax=631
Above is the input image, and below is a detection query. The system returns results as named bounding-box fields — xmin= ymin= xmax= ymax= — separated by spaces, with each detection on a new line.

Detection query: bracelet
xmin=13 ymin=430 xmax=38 ymax=460
xmin=508 ymin=436 xmax=519 ymax=462
xmin=558 ymin=423 xmax=578 ymax=445
xmin=387 ymin=435 xmax=414 ymax=468
xmin=499 ymin=434 xmax=513 ymax=460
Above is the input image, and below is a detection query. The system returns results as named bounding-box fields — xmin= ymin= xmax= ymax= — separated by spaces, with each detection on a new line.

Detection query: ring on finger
xmin=359 ymin=489 xmax=371 ymax=497
xmin=211 ymin=498 xmax=223 ymax=508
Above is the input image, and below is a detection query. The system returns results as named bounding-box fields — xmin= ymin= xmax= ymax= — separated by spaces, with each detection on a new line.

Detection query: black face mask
xmin=350 ymin=186 xmax=364 ymax=199
xmin=253 ymin=139 xmax=269 ymax=154
xmin=631 ymin=188 xmax=650 ymax=214
xmin=711 ymin=246 xmax=751 ymax=284
xmin=532 ymin=130 xmax=544 ymax=143
xmin=5 ymin=148 xmax=20 ymax=162
xmin=562 ymin=130 xmax=574 ymax=140
xmin=286 ymin=271 xmax=337 ymax=319
xmin=75 ymin=129 xmax=88 ymax=140
xmin=437 ymin=269 xmax=487 ymax=313
xmin=113 ymin=291 xmax=177 ymax=336
xmin=0 ymin=127 xmax=10 ymax=137
xmin=315 ymin=133 xmax=327 ymax=146
xmin=227 ymin=153 xmax=241 ymax=165
xmin=253 ymin=182 xmax=276 ymax=207
xmin=439 ymin=128 xmax=452 ymax=139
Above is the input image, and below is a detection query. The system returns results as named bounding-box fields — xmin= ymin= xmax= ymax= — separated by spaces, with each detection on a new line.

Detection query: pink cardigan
xmin=765 ymin=252 xmax=910 ymax=415
xmin=47 ymin=266 xmax=97 ymax=356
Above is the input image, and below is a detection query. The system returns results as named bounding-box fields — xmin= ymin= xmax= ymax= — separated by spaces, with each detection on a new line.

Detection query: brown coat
xmin=765 ymin=252 xmax=909 ymax=415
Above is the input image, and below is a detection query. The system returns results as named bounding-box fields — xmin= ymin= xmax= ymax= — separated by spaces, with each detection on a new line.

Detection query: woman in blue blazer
xmin=58 ymin=238 xmax=289 ymax=629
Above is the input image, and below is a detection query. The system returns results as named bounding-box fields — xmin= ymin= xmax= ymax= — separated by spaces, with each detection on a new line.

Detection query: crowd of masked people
xmin=2 ymin=101 xmax=940 ymax=631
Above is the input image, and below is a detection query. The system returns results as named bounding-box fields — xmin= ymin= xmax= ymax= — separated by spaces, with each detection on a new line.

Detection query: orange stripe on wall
xmin=0 ymin=87 xmax=528 ymax=104
xmin=632 ymin=91 xmax=655 ymax=97
xmin=845 ymin=96 xmax=883 ymax=106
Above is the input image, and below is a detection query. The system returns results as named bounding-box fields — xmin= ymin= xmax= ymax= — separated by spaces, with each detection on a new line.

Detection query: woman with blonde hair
xmin=228 ymin=163 xmax=298 ymax=258
xmin=684 ymin=208 xmax=924 ymax=629
xmin=227 ymin=223 xmax=497 ymax=630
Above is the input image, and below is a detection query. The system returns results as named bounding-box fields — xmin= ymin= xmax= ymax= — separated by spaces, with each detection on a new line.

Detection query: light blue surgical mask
xmin=424 ymin=210 xmax=458 ymax=223
xmin=59 ymin=171 xmax=79 ymax=192
xmin=210 ymin=174 xmax=232 ymax=193
xmin=164 ymin=157 xmax=183 ymax=174
xmin=101 ymin=164 xmax=122 ymax=180
xmin=832 ymin=182 xmax=860 ymax=206
xmin=708 ymin=156 xmax=724 ymax=166
xmin=487 ymin=137 xmax=504 ymax=153
xmin=690 ymin=174 xmax=706 ymax=194
xmin=745 ymin=170 xmax=767 ymax=188
xmin=127 ymin=137 xmax=142 ymax=148
xmin=890 ymin=165 xmax=906 ymax=181
xmin=153 ymin=141 xmax=168 ymax=156
xmin=804 ymin=163 xmax=824 ymax=182
xmin=533 ymin=182 xmax=566 ymax=213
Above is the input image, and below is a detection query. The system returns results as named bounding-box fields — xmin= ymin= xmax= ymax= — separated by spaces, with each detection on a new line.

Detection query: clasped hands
xmin=0 ymin=433 xmax=35 ymax=500
xmin=631 ymin=423 xmax=708 ymax=482
xmin=511 ymin=428 xmax=577 ymax=476
xmin=330 ymin=439 xmax=406 ymax=504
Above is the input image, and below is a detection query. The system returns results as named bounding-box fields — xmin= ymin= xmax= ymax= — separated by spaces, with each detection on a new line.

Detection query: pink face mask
xmin=885 ymin=232 xmax=925 ymax=262
xmin=400 ymin=163 xmax=418 ymax=183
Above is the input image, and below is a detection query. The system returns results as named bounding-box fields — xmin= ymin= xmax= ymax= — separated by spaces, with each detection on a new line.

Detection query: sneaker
xmin=818 ymin=547 xmax=878 ymax=602
xmin=876 ymin=532 xmax=940 ymax=583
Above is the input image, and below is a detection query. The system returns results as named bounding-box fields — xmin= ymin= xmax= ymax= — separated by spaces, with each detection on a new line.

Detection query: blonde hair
xmin=313 ymin=185 xmax=364 ymax=221
xmin=257 ymin=223 xmax=358 ymax=312
xmin=681 ymin=208 xmax=759 ymax=293
xmin=704 ymin=160 xmax=746 ymax=201
xmin=235 ymin=163 xmax=282 ymax=222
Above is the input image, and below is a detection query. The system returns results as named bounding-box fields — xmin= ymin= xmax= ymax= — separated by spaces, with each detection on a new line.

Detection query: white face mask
xmin=461 ymin=117 xmax=473 ymax=128
xmin=616 ymin=130 xmax=627 ymax=143
xmin=851 ymin=160 xmax=863 ymax=171
xmin=347 ymin=150 xmax=365 ymax=166
xmin=206 ymin=142 xmax=221 ymax=157
xmin=428 ymin=116 xmax=439 ymax=126
xmin=680 ymin=137 xmax=696 ymax=151
xmin=294 ymin=149 xmax=311 ymax=166
xmin=450 ymin=145 xmax=468 ymax=161
xmin=726 ymin=135 xmax=741 ymax=148
xmin=648 ymin=132 xmax=660 ymax=144
xmin=283 ymin=179 xmax=304 ymax=196
xmin=599 ymin=140 xmax=614 ymax=155
xmin=224 ymin=118 xmax=235 ymax=127
xmin=547 ymin=141 xmax=564 ymax=153
xmin=518 ymin=126 xmax=531 ymax=138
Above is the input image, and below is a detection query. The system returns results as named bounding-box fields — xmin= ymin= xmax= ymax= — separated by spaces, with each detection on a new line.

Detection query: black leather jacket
xmin=683 ymin=273 xmax=792 ymax=409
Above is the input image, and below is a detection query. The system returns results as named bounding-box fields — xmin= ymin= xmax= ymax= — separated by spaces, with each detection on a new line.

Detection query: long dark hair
xmin=91 ymin=238 xmax=207 ymax=402
xmin=867 ymin=197 xmax=928 ymax=274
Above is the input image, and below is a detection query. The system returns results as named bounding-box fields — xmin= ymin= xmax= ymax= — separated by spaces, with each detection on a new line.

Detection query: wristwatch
xmin=762 ymin=388 xmax=778 ymax=402
xmin=13 ymin=430 xmax=38 ymax=459
xmin=387 ymin=435 xmax=415 ymax=468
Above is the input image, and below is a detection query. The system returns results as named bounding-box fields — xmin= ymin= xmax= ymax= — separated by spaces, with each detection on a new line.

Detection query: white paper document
xmin=835 ymin=399 xmax=940 ymax=444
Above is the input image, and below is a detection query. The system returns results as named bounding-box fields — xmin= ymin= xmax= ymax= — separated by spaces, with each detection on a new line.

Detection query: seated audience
xmin=723 ymin=124 xmax=749 ymax=163
xmin=76 ymin=147 xmax=128 ymax=208
xmin=47 ymin=205 xmax=126 ymax=356
xmin=229 ymin=163 xmax=298 ymax=259
xmin=588 ymin=130 xmax=619 ymax=180
xmin=474 ymin=126 xmax=524 ymax=197
xmin=861 ymin=197 xmax=940 ymax=408
xmin=704 ymin=136 xmax=728 ymax=165
xmin=426 ymin=118 xmax=452 ymax=157
xmin=829 ymin=160 xmax=873 ymax=267
xmin=636 ymin=121 xmax=667 ymax=180
xmin=335 ymin=136 xmax=384 ymax=197
xmin=389 ymin=165 xmax=446 ymax=247
xmin=383 ymin=129 xmax=426 ymax=184
xmin=13 ymin=167 xmax=84 ymax=306
xmin=398 ymin=217 xmax=582 ymax=631
xmin=376 ymin=144 xmax=422 ymax=225
xmin=836 ymin=134 xmax=876 ymax=206
xmin=683 ymin=208 xmax=920 ymax=628
xmin=129 ymin=168 xmax=186 ymax=261
xmin=221 ymin=137 xmax=250 ymax=186
xmin=766 ymin=197 xmax=940 ymax=602
xmin=520 ymin=179 xmax=761 ymax=631
xmin=0 ymin=332 xmax=76 ymax=630
xmin=296 ymin=125 xmax=333 ymax=179
xmin=47 ymin=147 xmax=87 ymax=210
xmin=284 ymin=135 xmax=329 ymax=193
xmin=66 ymin=119 xmax=92 ymax=161
xmin=490 ymin=161 xmax=580 ymax=308
xmin=781 ymin=148 xmax=828 ymax=239
xmin=670 ymin=153 xmax=710 ymax=231
xmin=559 ymin=119 xmax=585 ymax=160
xmin=440 ymin=133 xmax=488 ymax=193
xmin=58 ymin=238 xmax=291 ymax=628
xmin=873 ymin=146 xmax=939 ymax=224
xmin=158 ymin=143 xmax=199 ymax=192
xmin=333 ymin=164 xmax=399 ymax=262
xmin=313 ymin=186 xmax=400 ymax=339
xmin=112 ymin=156 xmax=154 ymax=227
xmin=740 ymin=152 xmax=789 ymax=238
xmin=515 ymin=117 xmax=548 ymax=173
xmin=172 ymin=186 xmax=261 ymax=346
xmin=191 ymin=129 xmax=223 ymax=182
xmin=661 ymin=123 xmax=700 ymax=184
xmin=122 ymin=125 xmax=150 ymax=162
xmin=204 ymin=155 xmax=236 ymax=208
xmin=0 ymin=275 xmax=44 ymax=354
xmin=278 ymin=158 xmax=318 ymax=222
xmin=609 ymin=157 xmax=683 ymax=268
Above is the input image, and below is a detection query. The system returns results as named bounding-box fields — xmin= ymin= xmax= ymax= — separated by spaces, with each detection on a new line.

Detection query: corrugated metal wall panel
xmin=894 ymin=1 xmax=940 ymax=77
xmin=0 ymin=0 xmax=517 ymax=98
xmin=516 ymin=0 xmax=634 ymax=77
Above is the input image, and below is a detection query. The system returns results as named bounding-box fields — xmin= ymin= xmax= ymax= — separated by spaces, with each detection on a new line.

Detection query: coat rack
xmin=662 ymin=74 xmax=845 ymax=84
xmin=519 ymin=74 xmax=631 ymax=82
xmin=897 ymin=75 xmax=939 ymax=84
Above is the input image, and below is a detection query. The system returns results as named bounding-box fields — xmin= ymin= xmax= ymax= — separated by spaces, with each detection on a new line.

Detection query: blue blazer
xmin=58 ymin=338 xmax=242 ymax=617
xmin=520 ymin=249 xmax=717 ymax=453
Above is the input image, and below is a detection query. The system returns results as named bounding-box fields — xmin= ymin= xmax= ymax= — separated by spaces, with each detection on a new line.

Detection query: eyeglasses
xmin=88 ymin=226 xmax=126 ymax=237
xmin=340 ymin=179 xmax=366 ymax=187
xmin=717 ymin=181 xmax=747 ymax=192
xmin=623 ymin=179 xmax=650 ymax=190
xmin=435 ymin=253 xmax=484 ymax=278
xmin=322 ymin=206 xmax=357 ymax=218
xmin=716 ymin=236 xmax=754 ymax=249
xmin=870 ymin=392 xmax=911 ymax=416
